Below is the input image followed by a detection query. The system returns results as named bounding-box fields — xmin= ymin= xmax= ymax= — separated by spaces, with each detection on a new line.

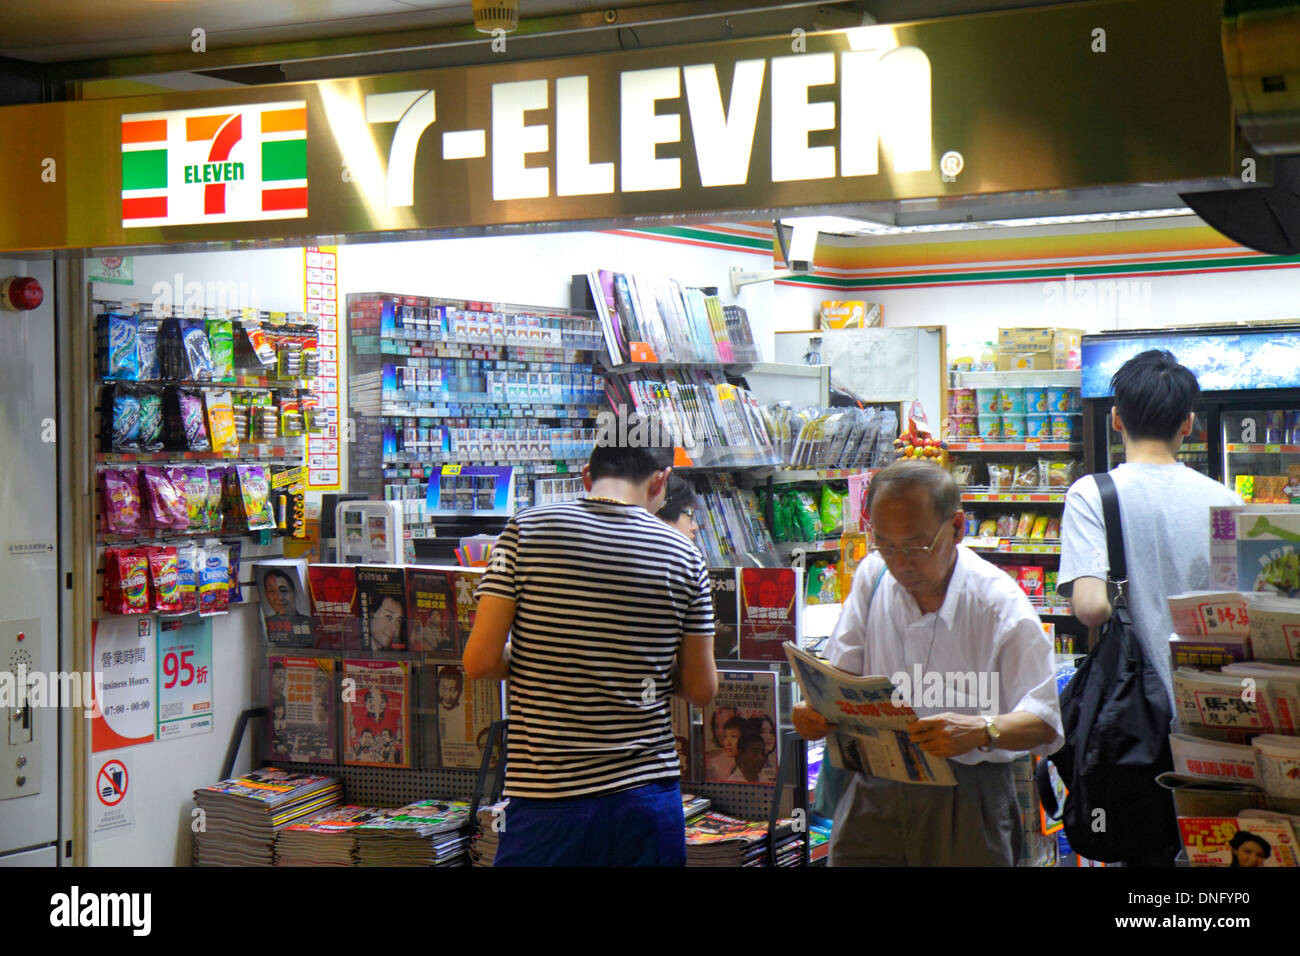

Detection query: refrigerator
xmin=1082 ymin=326 xmax=1300 ymax=501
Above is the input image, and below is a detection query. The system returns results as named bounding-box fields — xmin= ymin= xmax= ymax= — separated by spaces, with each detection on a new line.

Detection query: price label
xmin=1012 ymin=494 xmax=1030 ymax=502
xmin=1266 ymin=444 xmax=1282 ymax=454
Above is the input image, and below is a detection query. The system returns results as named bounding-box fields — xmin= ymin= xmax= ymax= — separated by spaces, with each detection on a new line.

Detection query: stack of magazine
xmin=276 ymin=805 xmax=385 ymax=866
xmin=355 ymin=799 xmax=472 ymax=866
xmin=192 ymin=768 xmax=341 ymax=867
xmin=687 ymin=477 xmax=776 ymax=566
xmin=684 ymin=812 xmax=800 ymax=867
xmin=470 ymin=800 xmax=508 ymax=867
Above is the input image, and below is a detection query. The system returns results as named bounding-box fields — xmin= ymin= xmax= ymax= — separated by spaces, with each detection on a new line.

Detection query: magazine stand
xmin=469 ymin=718 xmax=509 ymax=826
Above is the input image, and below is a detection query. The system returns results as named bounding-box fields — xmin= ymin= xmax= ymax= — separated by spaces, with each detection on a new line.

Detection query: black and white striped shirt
xmin=476 ymin=498 xmax=714 ymax=799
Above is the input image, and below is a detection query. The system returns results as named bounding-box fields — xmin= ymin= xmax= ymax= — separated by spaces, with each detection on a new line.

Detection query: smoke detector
xmin=473 ymin=0 xmax=519 ymax=33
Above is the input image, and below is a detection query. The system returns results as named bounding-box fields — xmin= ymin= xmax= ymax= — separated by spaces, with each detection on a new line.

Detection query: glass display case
xmin=1220 ymin=409 xmax=1300 ymax=502
xmin=1105 ymin=410 xmax=1211 ymax=475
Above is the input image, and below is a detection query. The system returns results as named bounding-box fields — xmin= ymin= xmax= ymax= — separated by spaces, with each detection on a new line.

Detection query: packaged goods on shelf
xmin=763 ymin=403 xmax=898 ymax=469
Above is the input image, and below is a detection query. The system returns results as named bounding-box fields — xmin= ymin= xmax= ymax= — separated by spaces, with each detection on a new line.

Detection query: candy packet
xmin=167 ymin=387 xmax=211 ymax=452
xmin=222 ymin=538 xmax=243 ymax=603
xmin=236 ymin=464 xmax=276 ymax=531
xmin=181 ymin=318 xmax=215 ymax=381
xmin=145 ymin=546 xmax=182 ymax=614
xmin=198 ymin=543 xmax=230 ymax=616
xmin=105 ymin=384 xmax=142 ymax=452
xmin=170 ymin=465 xmax=210 ymax=532
xmin=206 ymin=468 xmax=224 ymax=532
xmin=207 ymin=319 xmax=234 ymax=381
xmin=140 ymin=465 xmax=189 ymax=531
xmin=176 ymin=544 xmax=201 ymax=615
xmin=137 ymin=387 xmax=165 ymax=452
xmin=101 ymin=468 xmax=143 ymax=535
xmin=136 ymin=319 xmax=161 ymax=381
xmin=104 ymin=548 xmax=151 ymax=615
xmin=99 ymin=313 xmax=140 ymax=380
xmin=205 ymin=389 xmax=237 ymax=452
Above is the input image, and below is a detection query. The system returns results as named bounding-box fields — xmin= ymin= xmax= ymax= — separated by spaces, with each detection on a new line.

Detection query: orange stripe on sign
xmin=121 ymin=120 xmax=167 ymax=144
xmin=261 ymin=107 xmax=306 ymax=133
xmin=186 ymin=113 xmax=233 ymax=142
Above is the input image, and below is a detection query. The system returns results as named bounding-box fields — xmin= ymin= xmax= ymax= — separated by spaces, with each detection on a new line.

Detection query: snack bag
xmin=140 ymin=465 xmax=188 ymax=531
xmin=1044 ymin=516 xmax=1061 ymax=539
xmin=236 ymin=464 xmax=277 ymax=531
xmin=1013 ymin=463 xmax=1040 ymax=489
xmin=1015 ymin=512 xmax=1037 ymax=539
xmin=205 ymin=389 xmax=238 ymax=453
xmin=136 ymin=319 xmax=161 ymax=381
xmin=987 ymin=463 xmax=1013 ymax=491
xmin=793 ymin=488 xmax=822 ymax=541
xmin=223 ymin=538 xmax=243 ymax=604
xmin=1030 ymin=515 xmax=1050 ymax=539
xmin=205 ymin=467 xmax=224 ymax=532
xmin=146 ymin=546 xmax=182 ymax=614
xmin=167 ymin=387 xmax=211 ymax=452
xmin=107 ymin=384 xmax=142 ymax=452
xmin=137 ymin=388 xmax=165 ymax=452
xmin=101 ymin=468 xmax=143 ymax=535
xmin=820 ymin=485 xmax=845 ymax=536
xmin=171 ymin=466 xmax=210 ymax=532
xmin=206 ymin=319 xmax=234 ymax=381
xmin=100 ymin=313 xmax=140 ymax=380
xmin=198 ymin=544 xmax=230 ymax=616
xmin=996 ymin=513 xmax=1018 ymax=538
xmin=181 ymin=318 xmax=215 ymax=381
xmin=978 ymin=517 xmax=998 ymax=538
xmin=106 ymin=548 xmax=151 ymax=615
xmin=176 ymin=544 xmax=201 ymax=614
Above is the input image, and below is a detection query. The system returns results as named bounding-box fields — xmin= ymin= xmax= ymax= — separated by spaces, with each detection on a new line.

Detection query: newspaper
xmin=784 ymin=641 xmax=956 ymax=786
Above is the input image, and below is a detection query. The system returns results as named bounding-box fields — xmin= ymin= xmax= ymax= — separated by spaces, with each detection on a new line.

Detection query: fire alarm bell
xmin=0 ymin=276 xmax=43 ymax=311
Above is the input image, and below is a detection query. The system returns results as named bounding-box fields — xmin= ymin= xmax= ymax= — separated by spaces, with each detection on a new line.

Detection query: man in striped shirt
xmin=463 ymin=425 xmax=717 ymax=866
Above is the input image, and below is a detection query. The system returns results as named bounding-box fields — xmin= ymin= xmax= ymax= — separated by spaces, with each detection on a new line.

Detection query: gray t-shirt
xmin=1057 ymin=462 xmax=1243 ymax=709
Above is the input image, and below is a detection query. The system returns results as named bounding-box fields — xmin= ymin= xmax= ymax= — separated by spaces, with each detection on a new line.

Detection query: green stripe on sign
xmin=122 ymin=149 xmax=167 ymax=190
xmin=262 ymin=139 xmax=306 ymax=181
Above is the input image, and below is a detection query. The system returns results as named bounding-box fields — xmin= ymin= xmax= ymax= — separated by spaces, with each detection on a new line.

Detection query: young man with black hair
xmin=462 ymin=414 xmax=717 ymax=866
xmin=1059 ymin=349 xmax=1240 ymax=866
xmin=1059 ymin=349 xmax=1241 ymax=707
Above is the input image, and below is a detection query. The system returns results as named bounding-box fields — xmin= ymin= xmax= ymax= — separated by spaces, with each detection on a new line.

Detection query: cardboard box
xmin=997 ymin=350 xmax=1054 ymax=371
xmin=998 ymin=327 xmax=1083 ymax=369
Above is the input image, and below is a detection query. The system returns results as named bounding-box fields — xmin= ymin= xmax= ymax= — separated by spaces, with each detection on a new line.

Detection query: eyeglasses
xmin=681 ymin=508 xmax=696 ymax=520
xmin=868 ymin=518 xmax=953 ymax=562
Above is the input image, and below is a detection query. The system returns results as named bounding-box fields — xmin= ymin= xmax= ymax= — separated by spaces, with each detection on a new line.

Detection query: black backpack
xmin=1036 ymin=472 xmax=1178 ymax=863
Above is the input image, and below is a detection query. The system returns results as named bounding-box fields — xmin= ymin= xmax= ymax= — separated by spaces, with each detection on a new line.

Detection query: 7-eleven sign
xmin=121 ymin=101 xmax=308 ymax=228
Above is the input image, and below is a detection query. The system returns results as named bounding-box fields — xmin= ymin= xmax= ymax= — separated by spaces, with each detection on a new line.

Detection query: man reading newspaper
xmin=793 ymin=460 xmax=1062 ymax=866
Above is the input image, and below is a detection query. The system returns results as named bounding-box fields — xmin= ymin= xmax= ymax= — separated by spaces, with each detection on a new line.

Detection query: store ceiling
xmin=2 ymin=0 xmax=1077 ymax=66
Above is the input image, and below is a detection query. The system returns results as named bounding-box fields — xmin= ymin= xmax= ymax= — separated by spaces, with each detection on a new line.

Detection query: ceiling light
xmin=783 ymin=207 xmax=1196 ymax=237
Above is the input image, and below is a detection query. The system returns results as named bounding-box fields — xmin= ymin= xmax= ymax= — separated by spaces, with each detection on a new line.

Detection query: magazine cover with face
xmin=343 ymin=659 xmax=410 ymax=768
xmin=406 ymin=567 xmax=458 ymax=658
xmin=739 ymin=567 xmax=798 ymax=661
xmin=252 ymin=559 xmax=313 ymax=648
xmin=436 ymin=664 xmax=501 ymax=768
xmin=357 ymin=565 xmax=409 ymax=652
xmin=307 ymin=564 xmax=361 ymax=651
xmin=266 ymin=656 xmax=336 ymax=763
xmin=703 ymin=670 xmax=779 ymax=784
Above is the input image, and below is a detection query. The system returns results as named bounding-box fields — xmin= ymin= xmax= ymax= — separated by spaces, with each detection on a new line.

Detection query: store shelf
xmin=96 ymin=441 xmax=307 ymax=463
xmin=770 ymin=468 xmax=868 ymax=484
xmin=948 ymin=441 xmax=1080 ymax=453
xmin=603 ymin=359 xmax=755 ymax=375
xmin=375 ymin=404 xmax=601 ymax=418
xmin=961 ymin=488 xmax=1066 ymax=503
xmin=774 ymin=539 xmax=843 ymax=554
xmin=965 ymin=537 xmax=1061 ymax=555
xmin=1032 ymin=603 xmax=1074 ymax=617
xmin=375 ymin=330 xmax=601 ymax=354
xmin=1111 ymin=442 xmax=1207 ymax=453
xmin=1225 ymin=443 xmax=1300 ymax=454
xmin=956 ymin=369 xmax=1082 ymax=389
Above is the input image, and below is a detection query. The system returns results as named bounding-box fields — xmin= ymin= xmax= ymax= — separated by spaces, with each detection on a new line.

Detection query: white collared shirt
xmin=824 ymin=546 xmax=1064 ymax=765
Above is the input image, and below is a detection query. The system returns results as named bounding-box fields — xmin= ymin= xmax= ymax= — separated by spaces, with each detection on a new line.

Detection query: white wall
xmin=339 ymin=231 xmax=777 ymax=356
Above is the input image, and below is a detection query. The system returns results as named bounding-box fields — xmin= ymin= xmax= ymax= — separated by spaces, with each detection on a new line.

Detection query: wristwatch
xmin=979 ymin=717 xmax=1001 ymax=752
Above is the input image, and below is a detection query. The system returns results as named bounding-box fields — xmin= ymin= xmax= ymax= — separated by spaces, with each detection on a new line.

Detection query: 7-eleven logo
xmin=121 ymin=101 xmax=308 ymax=228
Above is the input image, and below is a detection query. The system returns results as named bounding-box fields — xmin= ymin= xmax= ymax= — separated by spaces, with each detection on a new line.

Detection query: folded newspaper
xmin=784 ymin=642 xmax=956 ymax=786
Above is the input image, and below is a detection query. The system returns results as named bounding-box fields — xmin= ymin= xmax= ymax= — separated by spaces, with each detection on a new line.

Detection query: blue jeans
xmin=493 ymin=779 xmax=686 ymax=867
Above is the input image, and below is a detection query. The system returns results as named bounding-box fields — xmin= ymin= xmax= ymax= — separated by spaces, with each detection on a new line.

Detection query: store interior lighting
xmin=782 ymin=207 xmax=1198 ymax=237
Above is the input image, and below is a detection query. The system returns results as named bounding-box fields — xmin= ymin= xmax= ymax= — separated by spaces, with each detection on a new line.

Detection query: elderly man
xmin=793 ymin=460 xmax=1062 ymax=866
